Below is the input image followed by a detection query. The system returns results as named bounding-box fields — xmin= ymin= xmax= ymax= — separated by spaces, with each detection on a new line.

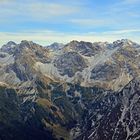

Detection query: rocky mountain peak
xmin=113 ymin=39 xmax=140 ymax=49
xmin=19 ymin=40 xmax=42 ymax=49
xmin=69 ymin=40 xmax=79 ymax=44
xmin=15 ymin=40 xmax=50 ymax=63
xmin=46 ymin=42 xmax=64 ymax=51
xmin=1 ymin=41 xmax=17 ymax=54
xmin=6 ymin=41 xmax=17 ymax=46
xmin=54 ymin=51 xmax=87 ymax=77
xmin=64 ymin=40 xmax=101 ymax=56
xmin=67 ymin=40 xmax=92 ymax=47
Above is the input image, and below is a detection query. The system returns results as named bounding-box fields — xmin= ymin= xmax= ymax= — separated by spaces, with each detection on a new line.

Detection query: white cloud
xmin=103 ymin=29 xmax=140 ymax=34
xmin=0 ymin=1 xmax=81 ymax=23
xmin=70 ymin=19 xmax=110 ymax=26
xmin=123 ymin=0 xmax=140 ymax=4
xmin=28 ymin=3 xmax=79 ymax=20
xmin=0 ymin=0 xmax=15 ymax=3
xmin=0 ymin=1 xmax=139 ymax=46
xmin=0 ymin=29 xmax=140 ymax=47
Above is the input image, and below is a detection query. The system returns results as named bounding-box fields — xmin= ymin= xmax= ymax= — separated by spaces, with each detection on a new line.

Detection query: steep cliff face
xmin=0 ymin=83 xmax=20 ymax=125
xmin=63 ymin=40 xmax=102 ymax=56
xmin=0 ymin=83 xmax=57 ymax=140
xmin=75 ymin=77 xmax=140 ymax=140
xmin=1 ymin=41 xmax=17 ymax=54
xmin=0 ymin=40 xmax=50 ymax=85
xmin=54 ymin=52 xmax=88 ymax=77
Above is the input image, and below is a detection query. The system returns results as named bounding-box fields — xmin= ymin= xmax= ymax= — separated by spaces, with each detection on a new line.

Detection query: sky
xmin=0 ymin=0 xmax=140 ymax=46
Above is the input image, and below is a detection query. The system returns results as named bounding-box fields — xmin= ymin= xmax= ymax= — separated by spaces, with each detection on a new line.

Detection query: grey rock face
xmin=0 ymin=84 xmax=57 ymax=140
xmin=1 ymin=41 xmax=17 ymax=54
xmin=64 ymin=40 xmax=102 ymax=56
xmin=46 ymin=42 xmax=64 ymax=51
xmin=54 ymin=52 xmax=87 ymax=77
xmin=76 ymin=77 xmax=140 ymax=140
xmin=90 ymin=62 xmax=121 ymax=81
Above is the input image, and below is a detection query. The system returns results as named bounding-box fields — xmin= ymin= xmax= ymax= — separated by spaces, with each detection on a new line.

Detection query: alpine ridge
xmin=0 ymin=39 xmax=140 ymax=140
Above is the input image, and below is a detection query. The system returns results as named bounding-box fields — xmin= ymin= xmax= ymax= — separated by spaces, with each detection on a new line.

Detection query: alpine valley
xmin=0 ymin=39 xmax=140 ymax=140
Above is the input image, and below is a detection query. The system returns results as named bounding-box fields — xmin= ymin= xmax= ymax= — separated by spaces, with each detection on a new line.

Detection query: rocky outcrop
xmin=75 ymin=77 xmax=140 ymax=140
xmin=63 ymin=40 xmax=102 ymax=56
xmin=90 ymin=62 xmax=121 ymax=81
xmin=0 ymin=83 xmax=56 ymax=140
xmin=1 ymin=41 xmax=17 ymax=54
xmin=46 ymin=42 xmax=64 ymax=51
xmin=54 ymin=52 xmax=87 ymax=77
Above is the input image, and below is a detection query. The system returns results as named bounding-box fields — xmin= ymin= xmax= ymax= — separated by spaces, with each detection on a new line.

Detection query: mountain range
xmin=0 ymin=39 xmax=140 ymax=140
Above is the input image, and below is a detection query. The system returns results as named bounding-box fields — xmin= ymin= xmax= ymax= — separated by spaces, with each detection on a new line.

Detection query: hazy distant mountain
xmin=46 ymin=42 xmax=64 ymax=51
xmin=0 ymin=39 xmax=140 ymax=140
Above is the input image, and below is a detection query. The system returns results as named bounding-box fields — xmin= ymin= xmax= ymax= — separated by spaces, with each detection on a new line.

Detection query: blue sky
xmin=0 ymin=0 xmax=140 ymax=45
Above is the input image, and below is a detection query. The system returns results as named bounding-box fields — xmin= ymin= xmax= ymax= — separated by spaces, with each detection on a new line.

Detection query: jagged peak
xmin=50 ymin=42 xmax=64 ymax=46
xmin=112 ymin=39 xmax=140 ymax=49
xmin=65 ymin=40 xmax=94 ymax=49
xmin=68 ymin=40 xmax=93 ymax=45
xmin=6 ymin=41 xmax=17 ymax=46
xmin=2 ymin=41 xmax=17 ymax=48
xmin=1 ymin=41 xmax=17 ymax=54
xmin=20 ymin=40 xmax=34 ymax=46
xmin=20 ymin=40 xmax=35 ymax=44
xmin=65 ymin=40 xmax=79 ymax=47
xmin=47 ymin=42 xmax=64 ymax=51
xmin=19 ymin=40 xmax=43 ymax=50
xmin=113 ymin=39 xmax=134 ymax=45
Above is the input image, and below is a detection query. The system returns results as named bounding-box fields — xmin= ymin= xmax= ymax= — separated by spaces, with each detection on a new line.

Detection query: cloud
xmin=0 ymin=0 xmax=15 ymax=3
xmin=103 ymin=29 xmax=140 ymax=35
xmin=28 ymin=3 xmax=79 ymax=20
xmin=70 ymin=19 xmax=108 ymax=26
xmin=0 ymin=1 xmax=81 ymax=23
xmin=0 ymin=29 xmax=140 ymax=47
xmin=123 ymin=0 xmax=140 ymax=4
xmin=69 ymin=18 xmax=118 ymax=28
xmin=0 ymin=0 xmax=139 ymax=29
xmin=0 ymin=2 xmax=87 ymax=27
xmin=0 ymin=0 xmax=139 ymax=44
